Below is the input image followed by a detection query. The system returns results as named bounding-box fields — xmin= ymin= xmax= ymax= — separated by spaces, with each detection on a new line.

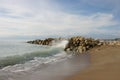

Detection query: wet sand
xmin=18 ymin=54 xmax=89 ymax=80
xmin=65 ymin=45 xmax=120 ymax=80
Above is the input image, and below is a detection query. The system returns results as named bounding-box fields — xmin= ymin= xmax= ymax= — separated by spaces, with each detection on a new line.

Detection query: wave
xmin=1 ymin=51 xmax=71 ymax=72
xmin=52 ymin=40 xmax=68 ymax=48
xmin=0 ymin=47 xmax=63 ymax=68
xmin=0 ymin=40 xmax=68 ymax=69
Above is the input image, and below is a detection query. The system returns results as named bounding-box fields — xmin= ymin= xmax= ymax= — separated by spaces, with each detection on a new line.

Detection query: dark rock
xmin=27 ymin=37 xmax=67 ymax=46
xmin=27 ymin=38 xmax=55 ymax=46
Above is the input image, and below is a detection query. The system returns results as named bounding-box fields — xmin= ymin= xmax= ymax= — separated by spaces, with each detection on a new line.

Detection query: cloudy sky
xmin=0 ymin=0 xmax=120 ymax=39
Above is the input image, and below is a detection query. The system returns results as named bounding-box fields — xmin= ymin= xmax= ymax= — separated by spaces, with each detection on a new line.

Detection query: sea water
xmin=0 ymin=40 xmax=90 ymax=80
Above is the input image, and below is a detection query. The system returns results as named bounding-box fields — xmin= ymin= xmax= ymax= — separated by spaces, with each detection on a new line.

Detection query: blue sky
xmin=0 ymin=0 xmax=120 ymax=39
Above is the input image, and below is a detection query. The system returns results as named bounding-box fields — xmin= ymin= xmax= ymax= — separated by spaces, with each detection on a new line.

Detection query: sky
xmin=0 ymin=0 xmax=120 ymax=39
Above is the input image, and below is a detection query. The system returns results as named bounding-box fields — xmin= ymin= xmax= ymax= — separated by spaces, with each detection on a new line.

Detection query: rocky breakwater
xmin=27 ymin=38 xmax=55 ymax=45
xmin=103 ymin=41 xmax=120 ymax=46
xmin=64 ymin=36 xmax=102 ymax=54
xmin=27 ymin=38 xmax=66 ymax=46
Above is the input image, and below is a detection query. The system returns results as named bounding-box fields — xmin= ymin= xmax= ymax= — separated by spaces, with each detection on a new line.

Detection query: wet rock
xmin=27 ymin=37 xmax=67 ymax=46
xmin=103 ymin=41 xmax=120 ymax=46
xmin=27 ymin=38 xmax=55 ymax=46
xmin=64 ymin=36 xmax=102 ymax=54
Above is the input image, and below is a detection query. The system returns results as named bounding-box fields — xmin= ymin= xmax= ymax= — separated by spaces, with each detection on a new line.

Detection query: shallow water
xmin=0 ymin=40 xmax=90 ymax=80
xmin=0 ymin=53 xmax=90 ymax=80
xmin=0 ymin=40 xmax=67 ymax=68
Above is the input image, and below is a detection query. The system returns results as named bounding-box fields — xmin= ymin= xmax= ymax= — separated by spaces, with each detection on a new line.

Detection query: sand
xmin=65 ymin=45 xmax=120 ymax=80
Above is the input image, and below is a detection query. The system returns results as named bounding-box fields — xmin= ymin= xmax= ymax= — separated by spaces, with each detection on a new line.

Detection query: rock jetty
xmin=27 ymin=37 xmax=66 ymax=46
xmin=27 ymin=36 xmax=120 ymax=54
xmin=64 ymin=36 xmax=102 ymax=54
xmin=27 ymin=38 xmax=55 ymax=45
xmin=103 ymin=41 xmax=120 ymax=46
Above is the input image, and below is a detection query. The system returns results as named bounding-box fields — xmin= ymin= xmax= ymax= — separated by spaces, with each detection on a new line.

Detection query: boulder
xmin=64 ymin=36 xmax=102 ymax=54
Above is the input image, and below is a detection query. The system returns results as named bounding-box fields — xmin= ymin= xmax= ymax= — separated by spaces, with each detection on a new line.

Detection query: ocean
xmin=0 ymin=40 xmax=90 ymax=80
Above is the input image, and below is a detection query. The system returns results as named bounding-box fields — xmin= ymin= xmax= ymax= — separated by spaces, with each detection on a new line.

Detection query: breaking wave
xmin=0 ymin=40 xmax=69 ymax=69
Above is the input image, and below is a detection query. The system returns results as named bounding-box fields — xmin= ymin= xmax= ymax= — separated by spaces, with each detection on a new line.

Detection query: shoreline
xmin=0 ymin=39 xmax=120 ymax=80
xmin=0 ymin=52 xmax=90 ymax=80
xmin=64 ymin=45 xmax=120 ymax=80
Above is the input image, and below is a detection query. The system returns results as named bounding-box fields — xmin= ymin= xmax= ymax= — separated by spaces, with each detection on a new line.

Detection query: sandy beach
xmin=65 ymin=45 xmax=120 ymax=80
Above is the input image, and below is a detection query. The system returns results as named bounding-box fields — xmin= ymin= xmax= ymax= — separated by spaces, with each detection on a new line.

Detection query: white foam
xmin=0 ymin=40 xmax=70 ymax=73
xmin=52 ymin=40 xmax=68 ymax=48
xmin=1 ymin=51 xmax=71 ymax=72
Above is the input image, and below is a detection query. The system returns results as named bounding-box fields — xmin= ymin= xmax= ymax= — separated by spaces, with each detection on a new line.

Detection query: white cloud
xmin=0 ymin=0 xmax=119 ymax=38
